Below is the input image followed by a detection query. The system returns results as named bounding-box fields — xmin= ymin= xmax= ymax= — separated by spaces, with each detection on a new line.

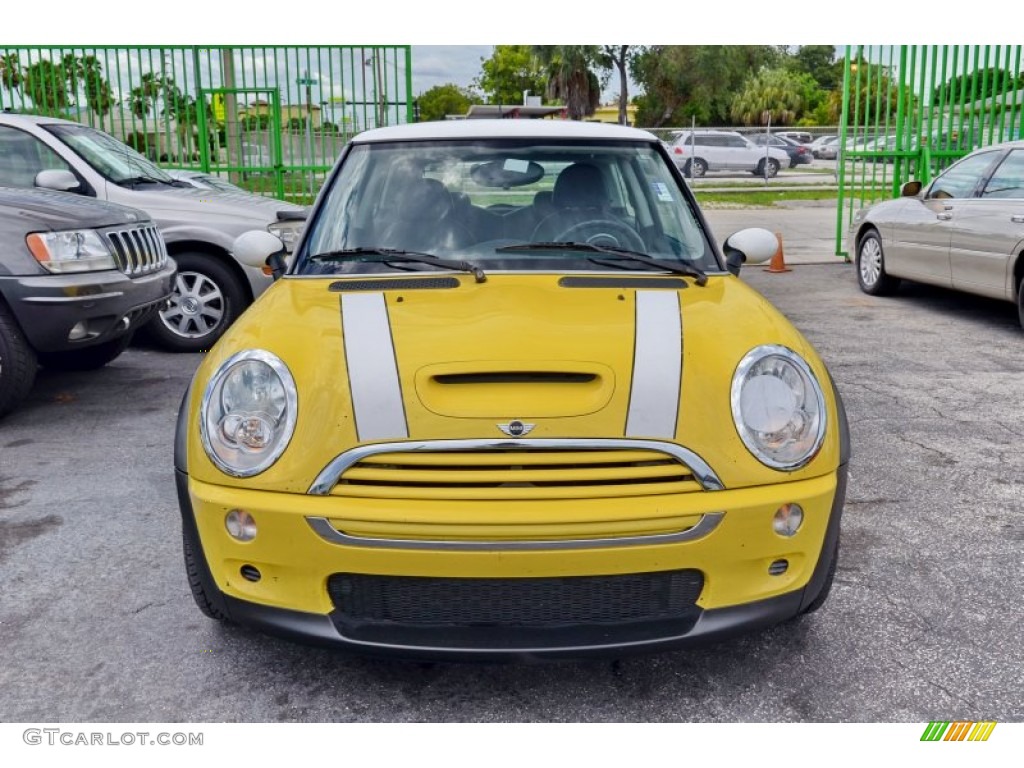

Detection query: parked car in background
xmin=778 ymin=131 xmax=813 ymax=145
xmin=666 ymin=129 xmax=788 ymax=177
xmin=849 ymin=140 xmax=1024 ymax=328
xmin=809 ymin=135 xmax=839 ymax=159
xmin=176 ymin=119 xmax=849 ymax=660
xmin=0 ymin=187 xmax=175 ymax=418
xmin=750 ymin=133 xmax=814 ymax=168
xmin=0 ymin=113 xmax=306 ymax=352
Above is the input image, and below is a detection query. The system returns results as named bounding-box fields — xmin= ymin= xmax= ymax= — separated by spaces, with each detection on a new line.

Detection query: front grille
xmin=327 ymin=569 xmax=704 ymax=627
xmin=105 ymin=225 xmax=169 ymax=276
xmin=331 ymin=448 xmax=704 ymax=500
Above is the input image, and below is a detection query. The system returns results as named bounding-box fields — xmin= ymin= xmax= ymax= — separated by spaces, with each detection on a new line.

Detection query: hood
xmin=187 ymin=273 xmax=841 ymax=493
xmin=0 ymin=186 xmax=149 ymax=230
xmin=104 ymin=183 xmax=303 ymax=229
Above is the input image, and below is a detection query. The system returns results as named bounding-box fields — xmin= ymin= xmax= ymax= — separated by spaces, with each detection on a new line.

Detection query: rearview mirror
xmin=901 ymin=180 xmax=922 ymax=197
xmin=233 ymin=230 xmax=288 ymax=280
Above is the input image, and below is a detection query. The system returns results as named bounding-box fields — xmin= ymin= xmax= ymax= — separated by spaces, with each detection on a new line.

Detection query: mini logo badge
xmin=498 ymin=420 xmax=534 ymax=437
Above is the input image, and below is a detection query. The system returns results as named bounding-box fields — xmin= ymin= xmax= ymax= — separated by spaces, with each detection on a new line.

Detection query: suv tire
xmin=0 ymin=302 xmax=38 ymax=419
xmin=146 ymin=253 xmax=246 ymax=353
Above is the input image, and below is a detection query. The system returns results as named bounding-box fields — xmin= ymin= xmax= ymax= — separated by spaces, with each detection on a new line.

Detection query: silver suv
xmin=666 ymin=129 xmax=789 ymax=178
xmin=0 ymin=113 xmax=306 ymax=352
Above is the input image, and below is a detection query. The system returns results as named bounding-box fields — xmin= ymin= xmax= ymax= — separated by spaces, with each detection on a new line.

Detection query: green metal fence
xmin=0 ymin=45 xmax=413 ymax=202
xmin=837 ymin=45 xmax=1024 ymax=256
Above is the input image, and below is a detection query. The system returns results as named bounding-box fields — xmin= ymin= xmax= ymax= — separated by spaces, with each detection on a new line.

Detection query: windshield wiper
xmin=309 ymin=247 xmax=486 ymax=283
xmin=497 ymin=241 xmax=707 ymax=286
xmin=116 ymin=175 xmax=168 ymax=188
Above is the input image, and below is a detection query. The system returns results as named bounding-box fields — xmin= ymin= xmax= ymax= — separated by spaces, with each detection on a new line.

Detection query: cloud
xmin=411 ymin=46 xmax=492 ymax=96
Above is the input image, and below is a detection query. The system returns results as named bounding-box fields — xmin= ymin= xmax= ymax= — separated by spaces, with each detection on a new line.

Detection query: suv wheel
xmin=0 ymin=303 xmax=38 ymax=419
xmin=683 ymin=158 xmax=707 ymax=178
xmin=754 ymin=158 xmax=780 ymax=178
xmin=37 ymin=333 xmax=133 ymax=371
xmin=146 ymin=253 xmax=247 ymax=353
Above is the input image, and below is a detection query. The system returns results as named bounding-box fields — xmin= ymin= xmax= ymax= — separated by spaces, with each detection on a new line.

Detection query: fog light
xmin=772 ymin=503 xmax=803 ymax=537
xmin=225 ymin=509 xmax=257 ymax=541
xmin=68 ymin=321 xmax=88 ymax=341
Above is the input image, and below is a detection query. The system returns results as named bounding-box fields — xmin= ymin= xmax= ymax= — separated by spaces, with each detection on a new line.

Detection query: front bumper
xmin=1 ymin=262 xmax=175 ymax=352
xmin=176 ymin=461 xmax=847 ymax=661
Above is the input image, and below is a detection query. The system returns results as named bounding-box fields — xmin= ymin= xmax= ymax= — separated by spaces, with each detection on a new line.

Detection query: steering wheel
xmin=553 ymin=219 xmax=646 ymax=252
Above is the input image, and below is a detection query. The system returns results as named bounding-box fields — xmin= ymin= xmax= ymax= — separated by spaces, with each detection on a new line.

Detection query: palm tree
xmin=533 ymin=46 xmax=601 ymax=121
xmin=0 ymin=53 xmax=23 ymax=110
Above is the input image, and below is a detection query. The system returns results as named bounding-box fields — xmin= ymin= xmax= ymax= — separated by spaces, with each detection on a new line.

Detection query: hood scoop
xmin=415 ymin=361 xmax=615 ymax=418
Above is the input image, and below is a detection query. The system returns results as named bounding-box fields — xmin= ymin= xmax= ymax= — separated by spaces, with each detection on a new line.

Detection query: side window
xmin=981 ymin=150 xmax=1024 ymax=199
xmin=0 ymin=126 xmax=71 ymax=187
xmin=725 ymin=136 xmax=749 ymax=148
xmin=928 ymin=151 xmax=998 ymax=199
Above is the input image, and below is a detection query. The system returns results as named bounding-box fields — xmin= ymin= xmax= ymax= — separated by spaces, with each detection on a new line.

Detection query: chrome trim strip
xmin=306 ymin=511 xmax=724 ymax=551
xmin=625 ymin=290 xmax=682 ymax=439
xmin=340 ymin=293 xmax=409 ymax=442
xmin=308 ymin=437 xmax=724 ymax=494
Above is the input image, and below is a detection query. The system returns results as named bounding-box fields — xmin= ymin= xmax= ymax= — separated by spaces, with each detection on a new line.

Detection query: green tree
xmin=63 ymin=55 xmax=115 ymax=129
xmin=841 ymin=59 xmax=902 ymax=126
xmin=730 ymin=67 xmax=810 ymax=126
xmin=933 ymin=67 xmax=1024 ymax=106
xmin=632 ymin=46 xmax=780 ymax=127
xmin=533 ymin=45 xmax=601 ymax=120
xmin=474 ymin=45 xmax=547 ymax=105
xmin=789 ymin=45 xmax=842 ymax=91
xmin=596 ymin=45 xmax=635 ymax=125
xmin=0 ymin=53 xmax=23 ymax=108
xmin=417 ymin=83 xmax=477 ymax=121
xmin=22 ymin=58 xmax=71 ymax=114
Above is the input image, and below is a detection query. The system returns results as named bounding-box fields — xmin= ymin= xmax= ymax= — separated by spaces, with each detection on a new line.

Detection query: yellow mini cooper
xmin=174 ymin=120 xmax=849 ymax=660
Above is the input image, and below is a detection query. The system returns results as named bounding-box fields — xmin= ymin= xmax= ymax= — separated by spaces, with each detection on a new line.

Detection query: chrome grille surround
xmin=308 ymin=438 xmax=725 ymax=496
xmin=104 ymin=225 xmax=169 ymax=276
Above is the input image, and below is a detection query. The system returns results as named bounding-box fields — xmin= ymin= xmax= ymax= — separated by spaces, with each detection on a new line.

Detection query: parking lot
xmin=1 ymin=247 xmax=1021 ymax=722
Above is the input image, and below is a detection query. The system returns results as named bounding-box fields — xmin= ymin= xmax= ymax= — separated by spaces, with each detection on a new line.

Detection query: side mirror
xmin=35 ymin=169 xmax=81 ymax=193
xmin=901 ymin=180 xmax=923 ymax=197
xmin=722 ymin=227 xmax=779 ymax=276
xmin=233 ymin=230 xmax=288 ymax=280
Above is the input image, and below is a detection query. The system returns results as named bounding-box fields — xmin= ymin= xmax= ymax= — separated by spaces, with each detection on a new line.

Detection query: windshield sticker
xmin=652 ymin=182 xmax=674 ymax=202
xmin=503 ymin=159 xmax=530 ymax=174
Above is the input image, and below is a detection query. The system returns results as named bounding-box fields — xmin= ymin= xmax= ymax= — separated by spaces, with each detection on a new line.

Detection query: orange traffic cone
xmin=765 ymin=232 xmax=791 ymax=273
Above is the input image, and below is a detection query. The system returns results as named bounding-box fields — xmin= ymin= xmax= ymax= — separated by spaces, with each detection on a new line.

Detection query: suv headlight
xmin=200 ymin=349 xmax=298 ymax=477
xmin=26 ymin=229 xmax=116 ymax=273
xmin=730 ymin=345 xmax=826 ymax=470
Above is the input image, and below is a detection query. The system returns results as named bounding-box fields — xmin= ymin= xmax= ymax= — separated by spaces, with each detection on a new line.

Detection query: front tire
xmin=183 ymin=529 xmax=229 ymax=622
xmin=37 ymin=333 xmax=133 ymax=371
xmin=754 ymin=158 xmax=780 ymax=178
xmin=856 ymin=230 xmax=900 ymax=296
xmin=146 ymin=253 xmax=247 ymax=353
xmin=801 ymin=537 xmax=839 ymax=615
xmin=1017 ymin=275 xmax=1024 ymax=330
xmin=683 ymin=158 xmax=707 ymax=178
xmin=0 ymin=303 xmax=38 ymax=419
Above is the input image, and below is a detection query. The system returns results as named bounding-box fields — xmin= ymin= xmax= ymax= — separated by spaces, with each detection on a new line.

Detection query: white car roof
xmin=352 ymin=119 xmax=658 ymax=144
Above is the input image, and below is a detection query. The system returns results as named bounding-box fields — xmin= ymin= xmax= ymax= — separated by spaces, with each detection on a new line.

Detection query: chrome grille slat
xmin=105 ymin=225 xmax=168 ymax=277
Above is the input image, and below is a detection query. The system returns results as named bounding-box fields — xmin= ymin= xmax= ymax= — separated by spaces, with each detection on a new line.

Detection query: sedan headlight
xmin=730 ymin=345 xmax=826 ymax=470
xmin=200 ymin=350 xmax=298 ymax=477
xmin=26 ymin=229 xmax=116 ymax=273
xmin=266 ymin=221 xmax=304 ymax=253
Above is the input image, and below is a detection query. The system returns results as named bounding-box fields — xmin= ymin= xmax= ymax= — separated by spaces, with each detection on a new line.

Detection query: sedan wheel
xmin=856 ymin=230 xmax=899 ymax=296
xmin=1018 ymin=277 xmax=1024 ymax=330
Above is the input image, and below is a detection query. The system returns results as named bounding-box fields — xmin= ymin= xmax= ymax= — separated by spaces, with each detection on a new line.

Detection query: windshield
xmin=295 ymin=138 xmax=719 ymax=276
xmin=44 ymin=124 xmax=174 ymax=185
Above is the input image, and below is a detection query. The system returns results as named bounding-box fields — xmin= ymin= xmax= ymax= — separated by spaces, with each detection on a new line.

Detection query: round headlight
xmin=731 ymin=345 xmax=826 ymax=470
xmin=200 ymin=349 xmax=298 ymax=476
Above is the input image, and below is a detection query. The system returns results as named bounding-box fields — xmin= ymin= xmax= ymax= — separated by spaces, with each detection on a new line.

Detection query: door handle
xmin=936 ymin=213 xmax=953 ymax=221
xmin=1012 ymin=215 xmax=1024 ymax=223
